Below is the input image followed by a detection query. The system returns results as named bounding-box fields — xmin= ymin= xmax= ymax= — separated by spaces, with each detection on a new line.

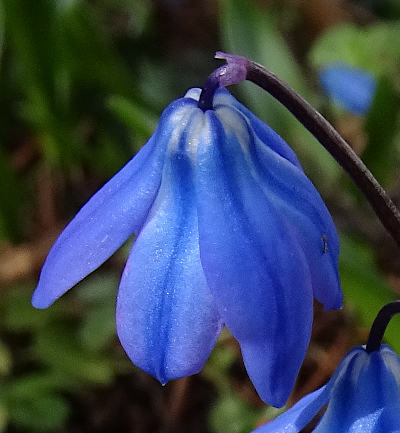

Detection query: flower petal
xmin=117 ymin=111 xmax=222 ymax=384
xmin=315 ymin=346 xmax=400 ymax=432
xmin=196 ymin=109 xmax=313 ymax=407
xmin=252 ymin=385 xmax=330 ymax=433
xmin=187 ymin=88 xmax=341 ymax=309
xmin=252 ymin=127 xmax=342 ymax=309
xmin=32 ymin=98 xmax=197 ymax=309
xmin=213 ymin=88 xmax=303 ymax=168
xmin=185 ymin=87 xmax=302 ymax=167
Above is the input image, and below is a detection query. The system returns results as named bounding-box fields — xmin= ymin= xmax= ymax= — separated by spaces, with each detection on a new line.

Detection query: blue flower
xmin=319 ymin=63 xmax=376 ymax=115
xmin=252 ymin=344 xmax=400 ymax=432
xmin=32 ymin=87 xmax=342 ymax=407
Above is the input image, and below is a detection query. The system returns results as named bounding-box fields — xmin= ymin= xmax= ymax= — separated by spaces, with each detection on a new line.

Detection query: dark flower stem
xmin=366 ymin=301 xmax=400 ymax=353
xmin=198 ymin=74 xmax=220 ymax=111
xmin=199 ymin=52 xmax=400 ymax=247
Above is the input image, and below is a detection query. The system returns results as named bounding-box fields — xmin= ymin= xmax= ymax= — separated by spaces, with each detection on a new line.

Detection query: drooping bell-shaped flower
xmin=252 ymin=302 xmax=400 ymax=432
xmin=319 ymin=63 xmax=376 ymax=115
xmin=32 ymin=85 xmax=342 ymax=407
xmin=251 ymin=344 xmax=400 ymax=432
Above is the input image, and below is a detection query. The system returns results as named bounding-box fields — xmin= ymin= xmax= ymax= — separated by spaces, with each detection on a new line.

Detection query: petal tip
xmin=31 ymin=287 xmax=54 ymax=309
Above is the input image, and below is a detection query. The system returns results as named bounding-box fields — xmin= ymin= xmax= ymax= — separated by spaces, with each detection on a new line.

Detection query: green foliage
xmin=309 ymin=19 xmax=400 ymax=191
xmin=339 ymin=235 xmax=400 ymax=352
xmin=203 ymin=339 xmax=264 ymax=433
xmin=220 ymin=0 xmax=339 ymax=186
xmin=3 ymin=0 xmax=80 ymax=165
xmin=0 ymin=0 xmax=155 ymax=176
xmin=0 ymin=273 xmax=123 ymax=432
xmin=310 ymin=22 xmax=400 ymax=75
xmin=209 ymin=393 xmax=260 ymax=433
xmin=220 ymin=0 xmax=307 ymax=130
xmin=363 ymin=76 xmax=399 ymax=186
xmin=108 ymin=95 xmax=157 ymax=145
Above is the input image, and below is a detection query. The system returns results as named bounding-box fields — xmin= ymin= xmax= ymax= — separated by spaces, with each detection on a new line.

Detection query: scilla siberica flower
xmin=32 ymin=85 xmax=342 ymax=407
xmin=251 ymin=345 xmax=400 ymax=432
xmin=319 ymin=63 xmax=376 ymax=116
xmin=252 ymin=302 xmax=400 ymax=432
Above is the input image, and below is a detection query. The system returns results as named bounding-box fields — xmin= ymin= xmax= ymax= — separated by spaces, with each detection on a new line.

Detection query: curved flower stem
xmin=198 ymin=54 xmax=249 ymax=111
xmin=366 ymin=301 xmax=400 ymax=353
xmin=201 ymin=52 xmax=400 ymax=248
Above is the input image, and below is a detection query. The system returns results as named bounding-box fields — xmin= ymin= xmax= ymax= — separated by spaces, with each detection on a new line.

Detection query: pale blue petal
xmin=32 ymin=98 xmax=197 ymax=309
xmin=196 ymin=109 xmax=313 ymax=407
xmin=117 ymin=110 xmax=222 ymax=384
xmin=185 ymin=87 xmax=302 ymax=167
xmin=213 ymin=87 xmax=302 ymax=168
xmin=252 ymin=385 xmax=330 ymax=433
xmin=315 ymin=346 xmax=400 ymax=432
xmin=319 ymin=63 xmax=376 ymax=115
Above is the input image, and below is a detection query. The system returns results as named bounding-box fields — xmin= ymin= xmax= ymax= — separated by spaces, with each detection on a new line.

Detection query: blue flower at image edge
xmin=252 ymin=344 xmax=400 ymax=432
xmin=319 ymin=63 xmax=376 ymax=116
xmin=32 ymin=87 xmax=342 ymax=407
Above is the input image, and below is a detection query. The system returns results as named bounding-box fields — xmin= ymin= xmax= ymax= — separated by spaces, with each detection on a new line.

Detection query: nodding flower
xmin=252 ymin=302 xmax=400 ymax=431
xmin=32 ymin=86 xmax=342 ymax=407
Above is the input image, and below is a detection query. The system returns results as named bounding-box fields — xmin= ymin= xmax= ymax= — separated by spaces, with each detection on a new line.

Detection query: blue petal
xmin=315 ymin=346 xmax=400 ymax=432
xmin=252 ymin=385 xmax=330 ymax=433
xmin=116 ymin=109 xmax=223 ymax=384
xmin=185 ymin=87 xmax=302 ymax=168
xmin=252 ymin=126 xmax=342 ymax=309
xmin=187 ymin=88 xmax=341 ymax=310
xmin=32 ymin=98 xmax=198 ymax=309
xmin=214 ymin=87 xmax=303 ymax=168
xmin=319 ymin=63 xmax=376 ymax=115
xmin=196 ymin=108 xmax=314 ymax=407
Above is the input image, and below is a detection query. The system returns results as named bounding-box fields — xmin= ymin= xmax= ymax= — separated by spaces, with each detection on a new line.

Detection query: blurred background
xmin=0 ymin=0 xmax=399 ymax=432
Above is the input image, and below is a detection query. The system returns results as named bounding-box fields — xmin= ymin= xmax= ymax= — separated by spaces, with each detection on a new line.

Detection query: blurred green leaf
xmin=2 ymin=0 xmax=81 ymax=165
xmin=1 ymin=373 xmax=70 ymax=432
xmin=0 ymin=340 xmax=12 ymax=376
xmin=209 ymin=392 xmax=260 ymax=433
xmin=0 ymin=403 xmax=8 ymax=433
xmin=339 ymin=235 xmax=399 ymax=351
xmin=202 ymin=338 xmax=236 ymax=391
xmin=363 ymin=75 xmax=399 ymax=186
xmin=5 ymin=373 xmax=70 ymax=398
xmin=220 ymin=0 xmax=308 ymax=129
xmin=2 ymin=285 xmax=65 ymax=332
xmin=77 ymin=273 xmax=118 ymax=303
xmin=310 ymin=22 xmax=400 ymax=75
xmin=93 ymin=132 xmax=130 ymax=176
xmin=7 ymin=392 xmax=69 ymax=432
xmin=108 ymin=94 xmax=157 ymax=140
xmin=80 ymin=303 xmax=116 ymax=351
xmin=61 ymin=1 xmax=138 ymax=98
xmin=76 ymin=274 xmax=118 ymax=351
xmin=34 ymin=325 xmax=114 ymax=384
xmin=310 ymin=24 xmax=372 ymax=71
